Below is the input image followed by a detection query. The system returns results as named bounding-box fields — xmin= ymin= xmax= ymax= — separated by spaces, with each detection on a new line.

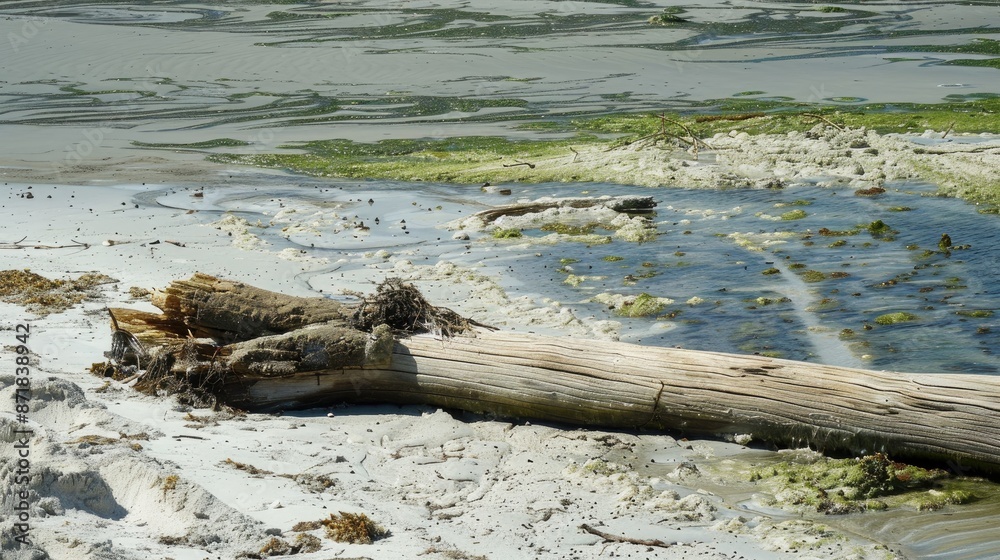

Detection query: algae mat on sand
xmin=207 ymin=101 xmax=1000 ymax=206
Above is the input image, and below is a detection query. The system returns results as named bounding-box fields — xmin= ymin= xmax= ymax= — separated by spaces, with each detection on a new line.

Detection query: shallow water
xmin=151 ymin=173 xmax=1000 ymax=374
xmin=2 ymin=0 xmax=998 ymax=157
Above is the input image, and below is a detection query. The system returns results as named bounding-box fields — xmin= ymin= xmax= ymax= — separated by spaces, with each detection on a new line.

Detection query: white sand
xmin=0 ymin=184 xmax=904 ymax=559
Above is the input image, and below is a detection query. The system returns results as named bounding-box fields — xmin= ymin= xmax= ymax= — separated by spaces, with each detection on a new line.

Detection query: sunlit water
xmin=153 ymin=173 xmax=1000 ymax=375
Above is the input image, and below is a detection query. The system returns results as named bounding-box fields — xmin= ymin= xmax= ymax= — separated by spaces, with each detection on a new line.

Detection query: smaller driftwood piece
xmin=99 ymin=273 xmax=1000 ymax=474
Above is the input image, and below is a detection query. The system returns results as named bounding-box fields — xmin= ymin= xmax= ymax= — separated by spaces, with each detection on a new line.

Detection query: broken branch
xmin=580 ymin=524 xmax=675 ymax=548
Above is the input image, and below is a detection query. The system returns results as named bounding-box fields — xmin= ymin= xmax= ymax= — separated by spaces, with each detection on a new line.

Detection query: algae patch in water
xmin=956 ymin=309 xmax=994 ymax=318
xmin=866 ymin=219 xmax=893 ymax=237
xmin=617 ymin=293 xmax=666 ymax=317
xmin=874 ymin=312 xmax=919 ymax=325
xmin=798 ymin=269 xmax=828 ymax=283
xmin=0 ymin=269 xmax=117 ymax=314
xmin=592 ymin=292 xmax=672 ymax=317
xmin=540 ymin=223 xmax=599 ymax=235
xmin=780 ymin=209 xmax=808 ymax=221
xmin=748 ymin=453 xmax=979 ymax=514
xmin=133 ymin=138 xmax=251 ymax=149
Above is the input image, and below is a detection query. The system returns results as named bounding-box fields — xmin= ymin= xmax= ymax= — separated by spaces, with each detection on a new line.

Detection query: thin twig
xmin=801 ymin=112 xmax=844 ymax=131
xmin=502 ymin=161 xmax=536 ymax=169
xmin=662 ymin=117 xmax=713 ymax=151
xmin=580 ymin=524 xmax=675 ymax=548
xmin=942 ymin=121 xmax=956 ymax=139
xmin=0 ymin=239 xmax=91 ymax=250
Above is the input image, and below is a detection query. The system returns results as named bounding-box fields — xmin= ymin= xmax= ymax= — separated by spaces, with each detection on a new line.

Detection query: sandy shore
xmin=0 ymin=183 xmax=925 ymax=560
xmin=3 ymin=0 xmax=999 ymax=555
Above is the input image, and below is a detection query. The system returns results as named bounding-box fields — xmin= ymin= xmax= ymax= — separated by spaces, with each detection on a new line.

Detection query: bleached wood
xmin=112 ymin=274 xmax=1000 ymax=473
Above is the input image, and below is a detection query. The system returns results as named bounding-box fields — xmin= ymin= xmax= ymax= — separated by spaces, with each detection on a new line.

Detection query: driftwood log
xmin=468 ymin=195 xmax=656 ymax=225
xmin=107 ymin=273 xmax=1000 ymax=473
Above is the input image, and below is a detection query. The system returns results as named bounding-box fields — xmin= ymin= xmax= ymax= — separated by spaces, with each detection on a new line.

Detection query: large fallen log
xmin=106 ymin=274 xmax=1000 ymax=473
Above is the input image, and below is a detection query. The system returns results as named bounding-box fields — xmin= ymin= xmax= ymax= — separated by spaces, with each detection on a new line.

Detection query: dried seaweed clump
xmin=130 ymin=340 xmax=225 ymax=408
xmin=350 ymin=277 xmax=473 ymax=337
xmin=0 ymin=269 xmax=116 ymax=314
xmin=322 ymin=512 xmax=388 ymax=544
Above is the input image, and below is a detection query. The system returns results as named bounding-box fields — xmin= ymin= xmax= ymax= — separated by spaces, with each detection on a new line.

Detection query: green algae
xmin=133 ymin=138 xmax=251 ymax=149
xmin=874 ymin=312 xmax=919 ymax=325
xmin=265 ymin=11 xmax=346 ymax=21
xmin=575 ymin=96 xmax=1000 ymax=138
xmin=603 ymin=255 xmax=625 ymax=262
xmin=818 ymin=226 xmax=862 ymax=237
xmin=204 ymin=95 xmax=1000 ymax=203
xmin=542 ymin=223 xmax=599 ymax=235
xmin=895 ymin=38 xmax=1000 ymax=56
xmin=799 ymin=270 xmax=828 ymax=283
xmin=866 ymin=220 xmax=893 ymax=237
xmin=956 ymin=309 xmax=994 ymax=318
xmin=946 ymin=59 xmax=1000 ymax=69
xmin=616 ymin=293 xmax=666 ymax=317
xmin=762 ymin=267 xmax=781 ymax=275
xmin=209 ymin=134 xmax=599 ymax=184
xmin=492 ymin=228 xmax=523 ymax=239
xmin=780 ymin=209 xmax=808 ymax=221
xmin=748 ymin=453 xmax=980 ymax=515
xmin=648 ymin=8 xmax=688 ymax=25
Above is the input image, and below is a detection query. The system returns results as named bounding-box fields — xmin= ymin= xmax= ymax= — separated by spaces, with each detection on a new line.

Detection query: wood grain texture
xmin=113 ymin=274 xmax=1000 ymax=473
xmin=229 ymin=330 xmax=1000 ymax=472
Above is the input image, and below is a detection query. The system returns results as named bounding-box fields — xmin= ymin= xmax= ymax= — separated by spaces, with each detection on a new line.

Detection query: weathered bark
xmin=109 ymin=274 xmax=1000 ymax=473
xmin=150 ymin=272 xmax=350 ymax=341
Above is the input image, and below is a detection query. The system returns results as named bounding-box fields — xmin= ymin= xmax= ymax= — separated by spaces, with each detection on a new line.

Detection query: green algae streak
xmin=207 ymin=96 xmax=1000 ymax=202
